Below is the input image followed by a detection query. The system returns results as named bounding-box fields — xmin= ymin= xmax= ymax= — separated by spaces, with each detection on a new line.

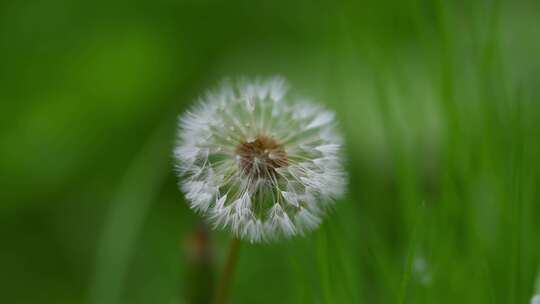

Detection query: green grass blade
xmin=89 ymin=123 xmax=173 ymax=304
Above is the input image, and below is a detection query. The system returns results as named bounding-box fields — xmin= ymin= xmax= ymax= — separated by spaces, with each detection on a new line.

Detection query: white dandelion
xmin=174 ymin=76 xmax=346 ymax=243
xmin=532 ymin=294 xmax=540 ymax=304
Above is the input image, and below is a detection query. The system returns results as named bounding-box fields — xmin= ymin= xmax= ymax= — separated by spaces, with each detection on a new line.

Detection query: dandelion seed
xmin=174 ymin=76 xmax=346 ymax=242
xmin=412 ymin=256 xmax=433 ymax=286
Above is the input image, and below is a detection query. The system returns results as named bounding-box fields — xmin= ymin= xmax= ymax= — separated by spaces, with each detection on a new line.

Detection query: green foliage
xmin=1 ymin=0 xmax=539 ymax=303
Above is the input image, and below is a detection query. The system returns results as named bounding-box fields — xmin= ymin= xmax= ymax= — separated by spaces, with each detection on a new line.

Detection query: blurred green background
xmin=1 ymin=0 xmax=540 ymax=303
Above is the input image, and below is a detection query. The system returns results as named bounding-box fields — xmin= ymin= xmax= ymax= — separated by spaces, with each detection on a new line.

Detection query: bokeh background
xmin=1 ymin=0 xmax=540 ymax=303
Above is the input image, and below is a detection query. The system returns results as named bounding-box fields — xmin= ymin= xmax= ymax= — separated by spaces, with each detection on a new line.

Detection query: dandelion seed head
xmin=532 ymin=294 xmax=540 ymax=304
xmin=174 ymin=76 xmax=346 ymax=242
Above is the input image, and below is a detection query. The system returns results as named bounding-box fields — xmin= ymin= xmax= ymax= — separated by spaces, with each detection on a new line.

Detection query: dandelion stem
xmin=213 ymin=237 xmax=241 ymax=304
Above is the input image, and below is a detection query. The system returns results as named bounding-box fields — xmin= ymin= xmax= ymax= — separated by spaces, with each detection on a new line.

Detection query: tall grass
xmin=1 ymin=0 xmax=539 ymax=303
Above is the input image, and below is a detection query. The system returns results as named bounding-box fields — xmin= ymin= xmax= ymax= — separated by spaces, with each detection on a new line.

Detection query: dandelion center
xmin=235 ymin=135 xmax=288 ymax=178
